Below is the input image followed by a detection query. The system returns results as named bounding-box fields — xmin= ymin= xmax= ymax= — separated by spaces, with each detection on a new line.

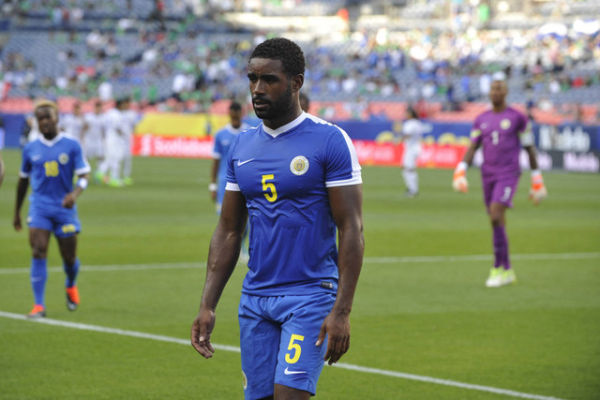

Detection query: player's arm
xmin=62 ymin=173 xmax=89 ymax=209
xmin=13 ymin=177 xmax=29 ymax=231
xmin=317 ymin=184 xmax=364 ymax=365
xmin=191 ymin=189 xmax=247 ymax=358
xmin=521 ymin=126 xmax=547 ymax=205
xmin=452 ymin=130 xmax=481 ymax=193
xmin=209 ymin=158 xmax=219 ymax=202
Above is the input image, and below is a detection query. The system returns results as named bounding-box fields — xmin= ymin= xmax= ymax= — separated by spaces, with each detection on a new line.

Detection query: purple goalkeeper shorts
xmin=482 ymin=174 xmax=520 ymax=209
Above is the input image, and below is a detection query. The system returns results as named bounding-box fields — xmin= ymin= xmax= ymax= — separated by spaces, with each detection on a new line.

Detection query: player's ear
xmin=291 ymin=74 xmax=304 ymax=92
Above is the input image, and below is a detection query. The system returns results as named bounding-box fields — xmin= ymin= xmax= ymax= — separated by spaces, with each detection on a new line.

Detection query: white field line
xmin=364 ymin=252 xmax=600 ymax=264
xmin=0 ymin=311 xmax=565 ymax=400
xmin=1 ymin=252 xmax=599 ymax=275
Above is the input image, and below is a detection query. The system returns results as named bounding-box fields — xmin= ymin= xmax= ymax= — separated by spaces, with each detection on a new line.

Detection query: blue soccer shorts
xmin=238 ymin=291 xmax=336 ymax=399
xmin=28 ymin=205 xmax=81 ymax=238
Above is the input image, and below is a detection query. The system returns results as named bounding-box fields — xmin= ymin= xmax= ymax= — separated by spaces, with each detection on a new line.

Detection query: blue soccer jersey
xmin=20 ymin=134 xmax=90 ymax=209
xmin=212 ymin=123 xmax=250 ymax=204
xmin=225 ymin=113 xmax=362 ymax=296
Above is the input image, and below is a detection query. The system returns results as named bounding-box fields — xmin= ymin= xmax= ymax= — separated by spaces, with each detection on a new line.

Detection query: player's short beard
xmin=254 ymin=84 xmax=294 ymax=121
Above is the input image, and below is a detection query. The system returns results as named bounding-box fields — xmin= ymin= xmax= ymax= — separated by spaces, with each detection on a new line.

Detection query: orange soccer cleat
xmin=66 ymin=286 xmax=80 ymax=311
xmin=27 ymin=304 xmax=46 ymax=319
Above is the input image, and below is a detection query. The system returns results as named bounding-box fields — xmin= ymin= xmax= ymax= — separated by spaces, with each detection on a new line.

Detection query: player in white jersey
xmin=191 ymin=38 xmax=364 ymax=400
xmin=83 ymin=100 xmax=106 ymax=174
xmin=120 ymin=99 xmax=139 ymax=185
xmin=60 ymin=101 xmax=87 ymax=143
xmin=96 ymin=98 xmax=129 ymax=187
xmin=400 ymin=106 xmax=426 ymax=197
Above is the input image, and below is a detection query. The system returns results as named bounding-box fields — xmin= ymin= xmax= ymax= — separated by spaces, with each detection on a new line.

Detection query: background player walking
xmin=13 ymin=100 xmax=90 ymax=318
xmin=453 ymin=77 xmax=547 ymax=287
xmin=191 ymin=38 xmax=364 ymax=400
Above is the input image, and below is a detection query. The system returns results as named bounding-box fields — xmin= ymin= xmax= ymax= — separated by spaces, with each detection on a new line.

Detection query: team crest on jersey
xmin=290 ymin=156 xmax=309 ymax=176
xmin=59 ymin=153 xmax=69 ymax=164
xmin=500 ymin=119 xmax=511 ymax=130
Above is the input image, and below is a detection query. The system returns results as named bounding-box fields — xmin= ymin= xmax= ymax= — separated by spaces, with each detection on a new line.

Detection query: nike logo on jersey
xmin=284 ymin=367 xmax=307 ymax=375
xmin=32 ymin=155 xmax=41 ymax=161
xmin=237 ymin=158 xmax=255 ymax=166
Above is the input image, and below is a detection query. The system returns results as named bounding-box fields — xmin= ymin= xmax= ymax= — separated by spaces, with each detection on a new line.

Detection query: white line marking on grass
xmin=330 ymin=363 xmax=566 ymax=400
xmin=1 ymin=252 xmax=598 ymax=275
xmin=364 ymin=252 xmax=600 ymax=264
xmin=0 ymin=310 xmax=239 ymax=353
xmin=0 ymin=311 xmax=565 ymax=400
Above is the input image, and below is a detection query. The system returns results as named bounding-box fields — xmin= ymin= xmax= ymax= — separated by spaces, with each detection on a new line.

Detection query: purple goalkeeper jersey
xmin=470 ymin=106 xmax=529 ymax=178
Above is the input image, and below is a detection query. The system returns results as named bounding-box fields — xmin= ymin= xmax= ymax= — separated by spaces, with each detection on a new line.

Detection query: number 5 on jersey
xmin=262 ymin=174 xmax=278 ymax=202
xmin=285 ymin=334 xmax=304 ymax=364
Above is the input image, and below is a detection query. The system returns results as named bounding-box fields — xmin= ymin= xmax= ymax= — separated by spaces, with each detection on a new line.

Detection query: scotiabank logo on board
xmin=133 ymin=135 xmax=214 ymax=158
xmin=134 ymin=135 xmax=469 ymax=168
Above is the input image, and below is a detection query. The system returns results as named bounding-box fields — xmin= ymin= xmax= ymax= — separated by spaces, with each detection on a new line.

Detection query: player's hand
xmin=452 ymin=162 xmax=468 ymax=193
xmin=191 ymin=308 xmax=216 ymax=359
xmin=62 ymin=192 xmax=76 ymax=208
xmin=529 ymin=170 xmax=547 ymax=206
xmin=209 ymin=183 xmax=217 ymax=202
xmin=316 ymin=310 xmax=350 ymax=365
xmin=13 ymin=214 xmax=22 ymax=231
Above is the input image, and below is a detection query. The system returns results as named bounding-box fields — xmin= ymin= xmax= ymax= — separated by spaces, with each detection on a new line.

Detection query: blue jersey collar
xmin=262 ymin=112 xmax=307 ymax=138
xmin=40 ymin=133 xmax=64 ymax=147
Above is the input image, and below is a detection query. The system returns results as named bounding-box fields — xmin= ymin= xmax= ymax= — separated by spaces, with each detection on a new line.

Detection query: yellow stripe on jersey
xmin=470 ymin=129 xmax=482 ymax=139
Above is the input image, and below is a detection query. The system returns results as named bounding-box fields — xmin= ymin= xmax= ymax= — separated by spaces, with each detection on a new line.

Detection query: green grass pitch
xmin=0 ymin=148 xmax=599 ymax=399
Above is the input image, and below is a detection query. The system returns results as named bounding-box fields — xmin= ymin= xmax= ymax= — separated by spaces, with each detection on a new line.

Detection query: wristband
xmin=209 ymin=183 xmax=217 ymax=191
xmin=77 ymin=177 xmax=88 ymax=190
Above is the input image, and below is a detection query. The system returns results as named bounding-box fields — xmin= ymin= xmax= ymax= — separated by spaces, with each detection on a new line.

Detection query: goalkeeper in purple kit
xmin=453 ymin=77 xmax=547 ymax=287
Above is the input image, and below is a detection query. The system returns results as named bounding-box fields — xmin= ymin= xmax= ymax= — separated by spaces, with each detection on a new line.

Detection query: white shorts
xmin=84 ymin=140 xmax=104 ymax=158
xmin=403 ymin=144 xmax=421 ymax=169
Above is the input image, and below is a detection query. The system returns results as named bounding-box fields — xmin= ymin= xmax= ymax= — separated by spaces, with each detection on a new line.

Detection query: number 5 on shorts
xmin=285 ymin=334 xmax=304 ymax=364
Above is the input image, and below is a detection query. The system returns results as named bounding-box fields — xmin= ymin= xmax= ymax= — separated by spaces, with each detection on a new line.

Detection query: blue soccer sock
xmin=63 ymin=258 xmax=80 ymax=288
xmin=31 ymin=258 xmax=48 ymax=307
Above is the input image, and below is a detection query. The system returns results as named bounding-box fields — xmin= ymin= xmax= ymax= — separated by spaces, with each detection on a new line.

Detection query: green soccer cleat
xmin=500 ymin=269 xmax=517 ymax=286
xmin=485 ymin=267 xmax=503 ymax=287
xmin=93 ymin=170 xmax=105 ymax=184
xmin=108 ymin=178 xmax=124 ymax=187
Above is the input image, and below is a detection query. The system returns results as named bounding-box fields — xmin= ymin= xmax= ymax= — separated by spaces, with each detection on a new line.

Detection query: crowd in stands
xmin=0 ymin=0 xmax=599 ymax=123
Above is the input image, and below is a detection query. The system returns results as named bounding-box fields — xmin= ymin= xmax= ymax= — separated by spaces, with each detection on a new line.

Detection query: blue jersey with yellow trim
xmin=225 ymin=113 xmax=362 ymax=295
xmin=20 ymin=134 xmax=90 ymax=208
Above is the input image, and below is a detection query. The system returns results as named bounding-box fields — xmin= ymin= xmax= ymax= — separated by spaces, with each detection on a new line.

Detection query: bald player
xmin=453 ymin=77 xmax=547 ymax=287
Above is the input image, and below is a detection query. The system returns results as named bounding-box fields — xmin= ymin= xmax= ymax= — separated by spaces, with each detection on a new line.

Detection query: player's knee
xmin=489 ymin=213 xmax=503 ymax=226
xmin=63 ymin=254 xmax=77 ymax=266
xmin=31 ymin=246 xmax=48 ymax=259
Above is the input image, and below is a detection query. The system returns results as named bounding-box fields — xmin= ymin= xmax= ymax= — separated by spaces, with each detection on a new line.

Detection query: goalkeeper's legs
xmin=489 ymin=202 xmax=510 ymax=270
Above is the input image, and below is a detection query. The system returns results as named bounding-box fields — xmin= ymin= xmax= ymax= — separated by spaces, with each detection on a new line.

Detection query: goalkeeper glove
xmin=452 ymin=161 xmax=468 ymax=193
xmin=529 ymin=170 xmax=547 ymax=205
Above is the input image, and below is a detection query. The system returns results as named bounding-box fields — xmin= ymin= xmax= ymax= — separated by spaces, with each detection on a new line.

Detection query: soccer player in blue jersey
xmin=210 ymin=101 xmax=251 ymax=260
xmin=191 ymin=38 xmax=365 ymax=400
xmin=13 ymin=100 xmax=91 ymax=318
xmin=210 ymin=101 xmax=250 ymax=213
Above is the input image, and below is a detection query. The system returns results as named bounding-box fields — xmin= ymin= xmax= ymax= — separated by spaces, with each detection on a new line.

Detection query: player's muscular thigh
xmin=29 ymin=228 xmax=50 ymax=258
